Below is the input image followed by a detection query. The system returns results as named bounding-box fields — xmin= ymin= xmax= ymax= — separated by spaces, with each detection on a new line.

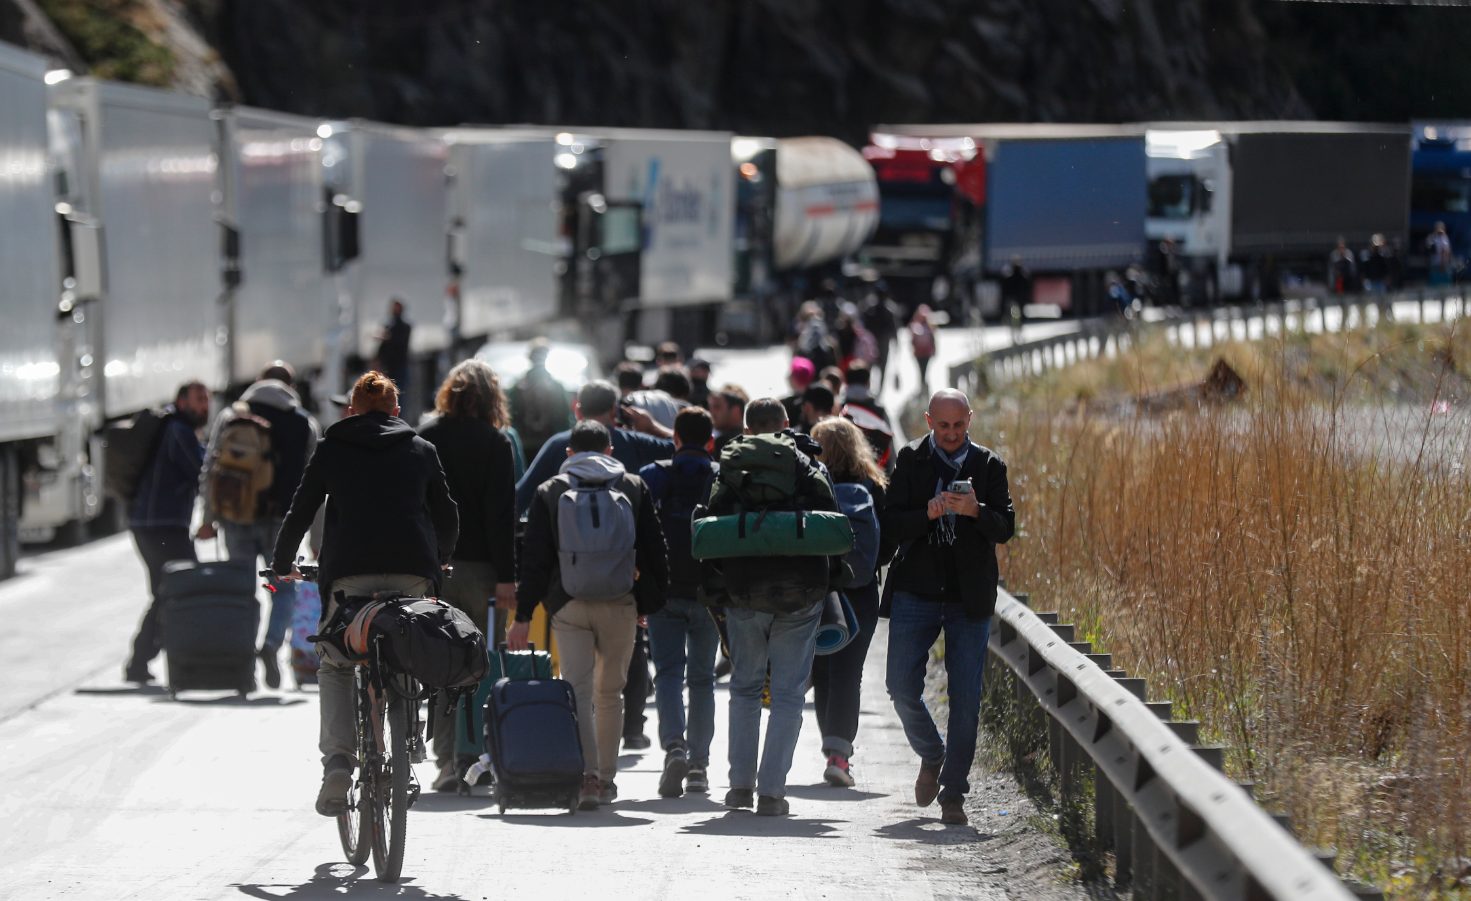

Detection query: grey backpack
xmin=552 ymin=474 xmax=640 ymax=602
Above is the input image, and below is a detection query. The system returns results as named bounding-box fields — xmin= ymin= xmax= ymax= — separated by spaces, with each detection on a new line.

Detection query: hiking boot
xmin=577 ymin=774 xmax=601 ymax=811
xmin=257 ymin=646 xmax=281 ymax=690
xmin=123 ymin=664 xmax=154 ymax=685
xmin=756 ymin=795 xmax=790 ymax=817
xmin=658 ymin=747 xmax=690 ymax=798
xmin=598 ymin=780 xmax=618 ymax=805
xmin=824 ymin=753 xmax=855 ymax=788
xmin=316 ymin=756 xmax=354 ymax=817
xmin=686 ymin=767 xmax=709 ymax=794
xmin=915 ymin=760 xmax=942 ymax=808
xmin=622 ymin=733 xmax=652 ymax=751
xmin=432 ymin=761 xmax=459 ymax=793
xmin=939 ymin=797 xmax=968 ymax=826
xmin=724 ymin=787 xmax=754 ymax=810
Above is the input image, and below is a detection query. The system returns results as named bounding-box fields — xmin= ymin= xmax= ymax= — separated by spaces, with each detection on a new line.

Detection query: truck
xmin=0 ymin=42 xmax=60 ymax=575
xmin=730 ymin=136 xmax=880 ymax=342
xmin=1408 ymin=122 xmax=1471 ymax=279
xmin=1146 ymin=122 xmax=1412 ymax=302
xmin=869 ymin=124 xmax=1148 ymax=319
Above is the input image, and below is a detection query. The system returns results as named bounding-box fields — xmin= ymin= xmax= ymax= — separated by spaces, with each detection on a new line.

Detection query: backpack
xmin=834 ymin=482 xmax=880 ymax=588
xmin=650 ymin=458 xmax=717 ymax=591
xmin=371 ymin=597 xmax=488 ymax=690
xmin=552 ymin=473 xmax=640 ymax=602
xmin=717 ymin=433 xmax=807 ymax=509
xmin=852 ymin=323 xmax=880 ymax=365
xmin=911 ymin=324 xmax=935 ymax=358
xmin=102 ymin=408 xmax=171 ymax=500
xmin=206 ymin=403 xmax=275 ymax=525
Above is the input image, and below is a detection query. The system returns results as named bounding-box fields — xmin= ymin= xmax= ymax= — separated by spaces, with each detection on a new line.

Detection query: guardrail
xmin=988 ymin=589 xmax=1382 ymax=900
xmin=951 ymin=288 xmax=1469 ymax=395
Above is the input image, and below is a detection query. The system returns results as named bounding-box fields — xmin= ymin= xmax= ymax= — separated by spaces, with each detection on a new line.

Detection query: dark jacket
xmin=880 ymin=435 xmax=1014 ymax=620
xmin=516 ymin=453 xmax=669 ymax=621
xmin=272 ymin=412 xmax=458 ymax=599
xmin=515 ymin=424 xmax=673 ymax=517
xmin=129 ymin=407 xmax=204 ymax=529
xmin=640 ymin=448 xmax=718 ymax=600
xmin=418 ymin=415 xmax=516 ymax=577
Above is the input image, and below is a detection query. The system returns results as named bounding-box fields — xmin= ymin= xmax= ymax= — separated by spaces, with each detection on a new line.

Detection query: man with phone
xmin=880 ymin=388 xmax=1014 ymax=826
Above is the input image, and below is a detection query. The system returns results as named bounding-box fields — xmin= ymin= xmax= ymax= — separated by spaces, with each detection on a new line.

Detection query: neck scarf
xmin=929 ymin=434 xmax=971 ymax=546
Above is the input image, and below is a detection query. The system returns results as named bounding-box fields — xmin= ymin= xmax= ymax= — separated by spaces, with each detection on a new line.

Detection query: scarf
xmin=929 ymin=434 xmax=971 ymax=546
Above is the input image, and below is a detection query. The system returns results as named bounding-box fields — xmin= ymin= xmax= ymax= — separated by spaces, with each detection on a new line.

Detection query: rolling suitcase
xmin=483 ymin=644 xmax=584 ymax=814
xmin=455 ymin=645 xmax=553 ymax=783
xmin=288 ymin=579 xmax=321 ymax=687
xmin=158 ymin=560 xmax=259 ymax=698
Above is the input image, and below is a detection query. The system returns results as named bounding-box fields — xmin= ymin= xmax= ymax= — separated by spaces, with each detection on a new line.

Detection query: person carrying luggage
xmin=270 ymin=371 xmax=459 ymax=816
xmin=699 ymin=398 xmax=844 ymax=817
xmin=639 ymin=407 xmax=720 ymax=798
xmin=123 ymin=380 xmax=211 ymax=685
xmin=418 ymin=360 xmax=518 ymax=791
xmin=808 ymin=417 xmax=888 ymax=788
xmin=508 ymin=420 xmax=669 ymax=810
xmin=196 ymin=362 xmax=320 ymax=690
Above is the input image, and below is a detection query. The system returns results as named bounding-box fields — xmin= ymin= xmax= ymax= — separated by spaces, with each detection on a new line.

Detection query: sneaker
xmin=578 ymin=774 xmax=601 ymax=811
xmin=939 ymin=797 xmax=968 ymax=826
xmin=123 ymin=664 xmax=154 ymax=685
xmin=724 ymin=787 xmax=754 ymax=810
xmin=598 ymin=780 xmax=618 ymax=805
xmin=756 ymin=795 xmax=790 ymax=817
xmin=316 ymin=756 xmax=354 ymax=817
xmin=915 ymin=760 xmax=942 ymax=808
xmin=823 ymin=753 xmax=855 ymax=787
xmin=432 ymin=761 xmax=459 ymax=793
xmin=658 ymin=747 xmax=690 ymax=798
xmin=257 ymin=646 xmax=281 ymax=690
xmin=686 ymin=767 xmax=709 ymax=794
xmin=622 ymin=733 xmax=652 ymax=751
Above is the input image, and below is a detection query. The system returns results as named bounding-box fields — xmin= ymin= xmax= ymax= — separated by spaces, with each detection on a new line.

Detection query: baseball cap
xmin=789 ymin=357 xmax=817 ymax=386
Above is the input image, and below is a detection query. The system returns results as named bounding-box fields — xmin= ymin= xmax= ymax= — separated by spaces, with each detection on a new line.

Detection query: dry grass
xmin=986 ymin=322 xmax=1471 ymax=897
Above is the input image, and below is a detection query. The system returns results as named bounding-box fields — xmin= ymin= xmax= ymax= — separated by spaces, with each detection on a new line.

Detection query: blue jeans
xmin=224 ymin=518 xmax=295 ymax=652
xmin=885 ymin=591 xmax=991 ymax=802
xmin=726 ymin=600 xmax=822 ymax=799
xmin=647 ymin=597 xmax=720 ymax=767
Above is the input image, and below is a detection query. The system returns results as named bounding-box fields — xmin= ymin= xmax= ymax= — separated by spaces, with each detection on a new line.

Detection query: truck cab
xmin=1145 ymin=129 xmax=1236 ymax=302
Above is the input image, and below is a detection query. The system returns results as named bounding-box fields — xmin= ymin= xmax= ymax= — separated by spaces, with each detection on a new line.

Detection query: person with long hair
xmin=418 ymin=359 xmax=518 ymax=791
xmin=808 ymin=416 xmax=889 ymax=788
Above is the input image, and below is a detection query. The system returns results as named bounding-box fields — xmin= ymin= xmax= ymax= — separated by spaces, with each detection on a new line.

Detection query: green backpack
xmin=716 ymin=433 xmax=807 ymax=508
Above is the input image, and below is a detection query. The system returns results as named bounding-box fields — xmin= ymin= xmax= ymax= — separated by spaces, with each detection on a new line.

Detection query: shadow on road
xmin=411 ymin=793 xmax=493 ymax=813
xmin=615 ymin=794 xmax=726 ymax=814
xmin=783 ymin=783 xmax=888 ymax=802
xmin=479 ymin=811 xmax=654 ymax=827
xmin=680 ymin=810 xmax=845 ymax=839
xmin=149 ymin=694 xmax=309 ymax=708
xmin=74 ymin=685 xmax=169 ymax=697
xmin=234 ymin=862 xmax=464 ymax=899
xmin=874 ymin=817 xmax=991 ymax=846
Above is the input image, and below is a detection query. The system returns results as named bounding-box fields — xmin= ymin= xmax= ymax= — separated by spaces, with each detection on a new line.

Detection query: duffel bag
xmin=372 ymin=598 xmax=489 ymax=690
xmin=691 ymin=509 xmax=853 ymax=560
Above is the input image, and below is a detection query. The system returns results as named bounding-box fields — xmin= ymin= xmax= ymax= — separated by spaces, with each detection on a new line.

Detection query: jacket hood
xmin=241 ymin=379 xmax=302 ymax=411
xmin=559 ymin=451 xmax=626 ymax=483
xmin=325 ymin=411 xmax=417 ymax=450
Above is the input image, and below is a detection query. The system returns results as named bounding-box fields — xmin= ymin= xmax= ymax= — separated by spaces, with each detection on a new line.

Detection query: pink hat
xmin=789 ymin=357 xmax=817 ymax=385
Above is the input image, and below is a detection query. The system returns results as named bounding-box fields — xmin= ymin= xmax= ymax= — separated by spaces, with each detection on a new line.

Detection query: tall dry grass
xmin=991 ymin=335 xmax=1471 ymax=896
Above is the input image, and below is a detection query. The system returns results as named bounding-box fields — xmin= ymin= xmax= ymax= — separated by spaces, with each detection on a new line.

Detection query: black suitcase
xmin=158 ymin=560 xmax=259 ymax=698
xmin=483 ymin=644 xmax=584 ymax=814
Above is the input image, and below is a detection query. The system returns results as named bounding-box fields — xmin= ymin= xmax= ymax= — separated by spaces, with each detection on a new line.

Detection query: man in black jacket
xmin=272 ymin=371 xmax=459 ymax=817
xmin=509 ymin=420 xmax=669 ymax=810
xmin=882 ymin=389 xmax=1014 ymax=827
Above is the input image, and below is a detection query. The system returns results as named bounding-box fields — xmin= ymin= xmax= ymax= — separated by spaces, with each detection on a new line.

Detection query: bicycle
xmin=261 ymin=564 xmax=424 ymax=883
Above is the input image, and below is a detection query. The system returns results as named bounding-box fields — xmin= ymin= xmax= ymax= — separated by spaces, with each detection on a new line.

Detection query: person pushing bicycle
xmin=271 ymin=371 xmax=459 ymax=816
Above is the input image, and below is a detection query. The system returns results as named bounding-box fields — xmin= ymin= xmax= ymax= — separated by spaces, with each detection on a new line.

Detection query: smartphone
xmin=947 ymin=479 xmax=973 ymax=495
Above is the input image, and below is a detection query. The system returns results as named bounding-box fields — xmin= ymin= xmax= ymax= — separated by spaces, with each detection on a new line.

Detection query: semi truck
xmin=1146 ymin=123 xmax=1412 ymax=302
xmin=1409 ymin=122 xmax=1471 ymax=279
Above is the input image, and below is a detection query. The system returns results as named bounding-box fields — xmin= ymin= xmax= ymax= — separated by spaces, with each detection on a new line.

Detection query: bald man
xmin=880 ymin=388 xmax=1014 ymax=826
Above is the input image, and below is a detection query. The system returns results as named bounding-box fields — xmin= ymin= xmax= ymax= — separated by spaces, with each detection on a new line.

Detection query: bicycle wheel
xmin=370 ymin=692 xmax=410 ymax=883
xmin=338 ymin=775 xmax=370 ymax=865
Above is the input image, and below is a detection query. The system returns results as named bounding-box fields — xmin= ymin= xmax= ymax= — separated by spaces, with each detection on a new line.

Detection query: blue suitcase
xmin=455 ymin=646 xmax=552 ymax=780
xmin=483 ymin=644 xmax=584 ymax=814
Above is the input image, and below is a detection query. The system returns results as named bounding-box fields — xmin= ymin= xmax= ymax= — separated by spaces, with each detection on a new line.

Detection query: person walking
xmin=882 ymin=389 xmax=1014 ymax=826
xmin=508 ymin=338 xmax=573 ymax=462
xmin=418 ymin=360 xmax=518 ymax=791
xmin=270 ymin=371 xmax=460 ymax=816
xmin=123 ymin=380 xmax=211 ymax=684
xmin=509 ymin=420 xmax=669 ymax=809
xmin=372 ymin=299 xmax=413 ymax=414
xmin=640 ymin=407 xmax=721 ymax=798
xmin=809 ymin=417 xmax=888 ymax=788
xmin=195 ymin=362 xmax=319 ymax=690
xmin=909 ymin=305 xmax=937 ymax=390
xmin=702 ymin=398 xmax=842 ymax=816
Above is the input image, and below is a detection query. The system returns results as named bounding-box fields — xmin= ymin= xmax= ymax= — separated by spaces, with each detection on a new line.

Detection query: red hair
xmin=349 ymin=371 xmax=399 ymax=414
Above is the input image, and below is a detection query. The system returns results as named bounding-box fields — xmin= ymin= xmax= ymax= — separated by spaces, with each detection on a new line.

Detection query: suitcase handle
xmin=495 ymin=642 xmax=549 ymax=680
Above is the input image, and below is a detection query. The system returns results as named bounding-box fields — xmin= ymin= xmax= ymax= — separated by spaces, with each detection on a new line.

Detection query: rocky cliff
xmin=7 ymin=0 xmax=1471 ymax=135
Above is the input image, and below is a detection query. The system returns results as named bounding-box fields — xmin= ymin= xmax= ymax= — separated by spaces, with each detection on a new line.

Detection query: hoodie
xmin=271 ymin=411 xmax=458 ymax=600
xmin=516 ymin=451 xmax=669 ymax=621
xmin=201 ymin=379 xmax=320 ymax=522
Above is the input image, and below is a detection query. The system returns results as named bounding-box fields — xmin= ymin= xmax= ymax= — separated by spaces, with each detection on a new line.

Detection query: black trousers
xmin=127 ymin=526 xmax=197 ymax=672
xmin=811 ymin=580 xmax=881 ymax=757
xmin=623 ymin=623 xmax=650 ymax=738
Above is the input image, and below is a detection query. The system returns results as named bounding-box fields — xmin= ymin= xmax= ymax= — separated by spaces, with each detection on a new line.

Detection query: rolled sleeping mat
xmin=814 ymin=591 xmax=860 ymax=656
xmin=691 ymin=510 xmax=854 ymax=560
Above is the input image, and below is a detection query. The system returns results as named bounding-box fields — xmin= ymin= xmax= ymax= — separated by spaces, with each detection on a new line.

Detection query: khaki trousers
xmin=552 ymin=595 xmax=638 ymax=782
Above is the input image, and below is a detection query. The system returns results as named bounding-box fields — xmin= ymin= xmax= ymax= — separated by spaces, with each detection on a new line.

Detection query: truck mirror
xmin=68 ymin=219 xmax=104 ymax=305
